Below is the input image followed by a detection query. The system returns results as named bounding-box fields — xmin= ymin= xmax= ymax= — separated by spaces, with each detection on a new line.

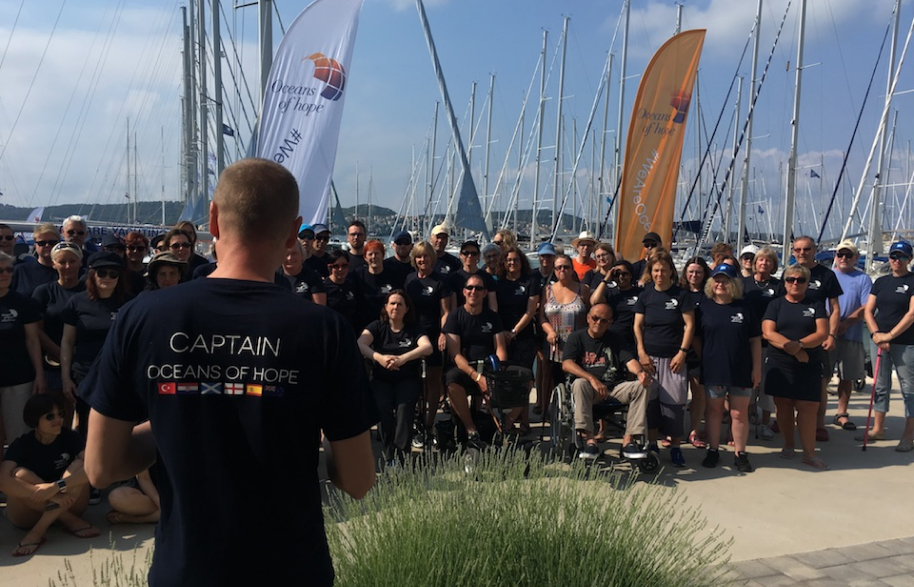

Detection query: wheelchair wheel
xmin=549 ymin=384 xmax=572 ymax=453
xmin=463 ymin=444 xmax=483 ymax=475
xmin=638 ymin=452 xmax=660 ymax=473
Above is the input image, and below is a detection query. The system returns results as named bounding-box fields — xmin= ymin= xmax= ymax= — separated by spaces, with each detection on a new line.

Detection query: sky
xmin=0 ymin=0 xmax=912 ymax=241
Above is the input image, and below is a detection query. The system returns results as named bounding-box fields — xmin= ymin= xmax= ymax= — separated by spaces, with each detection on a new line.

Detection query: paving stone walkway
xmin=730 ymin=536 xmax=914 ymax=586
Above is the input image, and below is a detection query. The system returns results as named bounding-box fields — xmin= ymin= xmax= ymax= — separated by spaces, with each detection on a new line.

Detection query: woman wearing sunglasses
xmin=323 ymin=249 xmax=367 ymax=334
xmin=60 ymin=252 xmax=132 ymax=439
xmin=0 ymin=252 xmax=45 ymax=444
xmin=862 ymin=241 xmax=914 ymax=451
xmin=12 ymin=223 xmax=59 ymax=297
xmin=762 ymin=264 xmax=829 ymax=469
xmin=0 ymin=393 xmax=99 ymax=557
xmin=162 ymin=228 xmax=194 ymax=281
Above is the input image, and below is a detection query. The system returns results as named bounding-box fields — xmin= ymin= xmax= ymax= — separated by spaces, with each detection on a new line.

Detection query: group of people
xmin=2 ymin=159 xmax=914 ymax=581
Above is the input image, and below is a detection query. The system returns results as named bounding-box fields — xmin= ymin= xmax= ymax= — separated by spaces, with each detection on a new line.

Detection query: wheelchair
xmin=549 ymin=376 xmax=659 ymax=473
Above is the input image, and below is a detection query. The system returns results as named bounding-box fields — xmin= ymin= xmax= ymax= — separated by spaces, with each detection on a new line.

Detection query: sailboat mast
xmin=126 ymin=118 xmax=131 ymax=223
xmin=553 ymin=17 xmax=569 ymax=234
xmin=598 ymin=52 xmax=612 ymax=237
xmin=427 ymin=102 xmax=439 ymax=237
xmin=723 ymin=77 xmax=743 ymax=242
xmin=198 ymin=0 xmax=209 ymax=205
xmin=612 ymin=0 xmax=630 ymax=243
xmin=181 ymin=7 xmax=194 ymax=206
xmin=134 ymin=130 xmax=138 ymax=224
xmin=532 ymin=30 xmax=548 ymax=246
xmin=782 ymin=0 xmax=806 ymax=256
xmin=484 ymin=74 xmax=494 ymax=229
xmin=213 ymin=0 xmax=224 ymax=177
xmin=738 ymin=0 xmax=763 ymax=246
xmin=260 ymin=0 xmax=273 ymax=104
xmin=868 ymin=0 xmax=901 ymax=260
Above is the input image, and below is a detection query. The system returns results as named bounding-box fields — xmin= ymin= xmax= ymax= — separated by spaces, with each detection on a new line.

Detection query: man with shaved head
xmin=82 ymin=158 xmax=378 ymax=587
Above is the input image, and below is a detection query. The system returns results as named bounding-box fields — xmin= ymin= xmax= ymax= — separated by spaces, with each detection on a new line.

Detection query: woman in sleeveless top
xmin=539 ymin=254 xmax=590 ymax=400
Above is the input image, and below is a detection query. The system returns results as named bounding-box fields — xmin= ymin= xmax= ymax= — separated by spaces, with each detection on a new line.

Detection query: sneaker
xmin=89 ymin=487 xmax=101 ymax=506
xmin=466 ymin=430 xmax=480 ymax=442
xmin=896 ymin=439 xmax=914 ymax=452
xmin=757 ymin=424 xmax=775 ymax=441
xmin=621 ymin=442 xmax=647 ymax=459
xmin=670 ymin=447 xmax=686 ymax=468
xmin=411 ymin=433 xmax=426 ymax=450
xmin=578 ymin=443 xmax=600 ymax=460
xmin=701 ymin=448 xmax=720 ymax=468
xmin=735 ymin=452 xmax=754 ymax=472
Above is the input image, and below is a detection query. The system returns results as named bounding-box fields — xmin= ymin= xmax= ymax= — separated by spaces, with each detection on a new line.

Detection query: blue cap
xmin=311 ymin=223 xmax=330 ymax=235
xmin=392 ymin=230 xmax=412 ymax=244
xmin=536 ymin=242 xmax=557 ymax=256
xmin=298 ymin=223 xmax=314 ymax=236
xmin=890 ymin=241 xmax=913 ymax=258
xmin=710 ymin=263 xmax=739 ymax=279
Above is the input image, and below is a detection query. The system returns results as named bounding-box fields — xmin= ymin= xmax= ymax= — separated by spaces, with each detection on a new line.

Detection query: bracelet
xmin=829 ymin=334 xmax=837 ymax=339
xmin=474 ymin=373 xmax=481 ymax=382
xmin=679 ymin=347 xmax=689 ymax=353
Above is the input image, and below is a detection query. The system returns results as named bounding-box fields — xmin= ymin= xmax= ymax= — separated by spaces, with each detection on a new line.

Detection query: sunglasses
xmin=890 ymin=253 xmax=910 ymax=261
xmin=104 ymin=245 xmax=126 ymax=251
xmin=612 ymin=271 xmax=631 ymax=278
xmin=835 ymin=252 xmax=855 ymax=259
xmin=784 ymin=276 xmax=808 ymax=284
xmin=67 ymin=230 xmax=87 ymax=236
xmin=464 ymin=285 xmax=485 ymax=292
xmin=44 ymin=410 xmax=67 ymax=421
xmin=127 ymin=245 xmax=147 ymax=252
xmin=0 ymin=235 xmax=15 ymax=241
xmin=95 ymin=268 xmax=120 ymax=279
xmin=170 ymin=242 xmax=192 ymax=250
xmin=589 ymin=315 xmax=610 ymax=324
xmin=554 ymin=265 xmax=572 ymax=271
xmin=329 ymin=263 xmax=349 ymax=270
xmin=299 ymin=233 xmax=315 ymax=240
xmin=461 ymin=251 xmax=480 ymax=257
xmin=36 ymin=240 xmax=60 ymax=247
xmin=315 ymin=235 xmax=330 ymax=242
xmin=493 ymin=240 xmax=503 ymax=245
xmin=0 ymin=266 xmax=13 ymax=274
xmin=793 ymin=247 xmax=812 ymax=253
xmin=643 ymin=241 xmax=658 ymax=248
xmin=394 ymin=240 xmax=411 ymax=246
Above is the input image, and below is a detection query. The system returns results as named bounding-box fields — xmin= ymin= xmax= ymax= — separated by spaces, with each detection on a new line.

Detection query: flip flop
xmin=688 ymin=432 xmax=707 ymax=449
xmin=779 ymin=447 xmax=796 ymax=460
xmin=802 ymin=456 xmax=829 ymax=470
xmin=13 ymin=538 xmax=46 ymax=557
xmin=64 ymin=524 xmax=100 ymax=539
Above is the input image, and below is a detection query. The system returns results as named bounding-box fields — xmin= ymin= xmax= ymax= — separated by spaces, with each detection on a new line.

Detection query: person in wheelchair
xmin=561 ymin=303 xmax=652 ymax=460
xmin=443 ymin=274 xmax=511 ymax=442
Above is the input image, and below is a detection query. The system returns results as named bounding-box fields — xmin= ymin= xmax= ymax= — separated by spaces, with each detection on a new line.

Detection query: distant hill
xmin=0 ymin=202 xmax=185 ymax=226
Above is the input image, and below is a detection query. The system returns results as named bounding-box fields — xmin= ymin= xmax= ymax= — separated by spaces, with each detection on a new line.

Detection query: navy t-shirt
xmin=354 ymin=266 xmax=399 ymax=323
xmin=603 ymin=285 xmax=642 ymax=350
xmin=323 ymin=276 xmax=366 ymax=333
xmin=4 ymin=428 xmax=84 ymax=482
xmin=870 ymin=273 xmax=914 ymax=345
xmin=634 ymin=284 xmax=691 ymax=358
xmin=434 ymin=252 xmax=461 ymax=276
xmin=13 ymin=260 xmax=57 ymax=297
xmin=804 ymin=263 xmax=843 ymax=310
xmin=742 ymin=275 xmax=782 ymax=345
xmin=32 ymin=280 xmax=86 ymax=347
xmin=696 ymin=297 xmax=761 ymax=388
xmin=443 ymin=306 xmax=504 ymax=361
xmin=282 ymin=267 xmax=324 ymax=302
xmin=305 ymin=253 xmax=331 ymax=278
xmin=762 ymin=296 xmax=827 ymax=365
xmin=382 ymin=257 xmax=413 ymax=290
xmin=82 ymin=278 xmax=378 ymax=587
xmin=562 ymin=329 xmax=634 ymax=387
xmin=0 ymin=290 xmax=41 ymax=386
xmin=365 ymin=320 xmax=426 ymax=381
xmin=495 ymin=275 xmax=541 ymax=340
xmin=448 ymin=269 xmax=496 ymax=307
xmin=404 ymin=272 xmax=451 ymax=338
xmin=62 ymin=293 xmax=127 ymax=366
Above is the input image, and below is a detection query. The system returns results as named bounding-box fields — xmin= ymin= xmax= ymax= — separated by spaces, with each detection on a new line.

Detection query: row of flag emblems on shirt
xmin=157 ymin=382 xmax=284 ymax=397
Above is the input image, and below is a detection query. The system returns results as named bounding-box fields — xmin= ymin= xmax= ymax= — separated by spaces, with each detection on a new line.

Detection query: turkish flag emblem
xmin=158 ymin=382 xmax=176 ymax=395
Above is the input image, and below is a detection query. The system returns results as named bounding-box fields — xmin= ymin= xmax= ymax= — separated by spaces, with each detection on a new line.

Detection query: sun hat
xmin=537 ymin=242 xmax=557 ymax=256
xmin=571 ymin=231 xmax=599 ymax=248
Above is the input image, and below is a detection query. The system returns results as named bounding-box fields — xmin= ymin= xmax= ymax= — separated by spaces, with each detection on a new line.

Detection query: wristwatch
xmin=56 ymin=479 xmax=67 ymax=493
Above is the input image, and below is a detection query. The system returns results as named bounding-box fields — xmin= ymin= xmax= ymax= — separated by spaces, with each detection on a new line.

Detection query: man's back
xmin=85 ymin=278 xmax=376 ymax=586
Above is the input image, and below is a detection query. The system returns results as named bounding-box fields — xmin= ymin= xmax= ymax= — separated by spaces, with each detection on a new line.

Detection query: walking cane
xmin=862 ymin=348 xmax=883 ymax=452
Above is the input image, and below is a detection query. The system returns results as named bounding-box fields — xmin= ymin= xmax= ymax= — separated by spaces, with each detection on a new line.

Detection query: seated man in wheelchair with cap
xmin=562 ymin=303 xmax=652 ymax=460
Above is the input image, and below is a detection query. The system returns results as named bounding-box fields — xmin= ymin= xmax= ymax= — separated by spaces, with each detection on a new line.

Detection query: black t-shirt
xmin=495 ymin=275 xmax=541 ymax=340
xmin=4 ymin=429 xmax=84 ymax=482
xmin=562 ymin=328 xmax=634 ymax=387
xmin=365 ymin=320 xmax=426 ymax=381
xmin=323 ymin=275 xmax=366 ymax=333
xmin=354 ymin=266 xmax=399 ymax=323
xmin=305 ymin=253 xmax=331 ymax=278
xmin=762 ymin=296 xmax=827 ymax=364
xmin=348 ymin=252 xmax=366 ymax=273
xmin=82 ymin=278 xmax=378 ymax=587
xmin=192 ymin=262 xmax=217 ymax=280
xmin=604 ymin=285 xmax=643 ymax=350
xmin=443 ymin=306 xmax=504 ymax=361
xmin=32 ymin=280 xmax=86 ymax=346
xmin=448 ymin=269 xmax=496 ymax=307
xmin=382 ymin=257 xmax=413 ymax=290
xmin=434 ymin=252 xmax=461 ymax=276
xmin=634 ymin=284 xmax=691 ymax=358
xmin=696 ymin=297 xmax=761 ymax=388
xmin=282 ymin=267 xmax=325 ymax=302
xmin=62 ymin=293 xmax=127 ymax=366
xmin=870 ymin=273 xmax=914 ymax=345
xmin=403 ymin=272 xmax=451 ymax=337
xmin=12 ymin=260 xmax=57 ymax=297
xmin=534 ymin=268 xmax=558 ymax=292
xmin=582 ymin=269 xmax=610 ymax=292
xmin=804 ymin=263 xmax=843 ymax=310
xmin=0 ymin=290 xmax=41 ymax=386
xmin=742 ymin=275 xmax=782 ymax=345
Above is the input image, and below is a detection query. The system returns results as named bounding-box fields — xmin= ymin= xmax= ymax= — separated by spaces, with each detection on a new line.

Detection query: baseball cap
xmin=311 ymin=223 xmax=330 ymax=235
xmin=890 ymin=241 xmax=913 ymax=258
xmin=710 ymin=263 xmax=739 ymax=279
xmin=536 ymin=242 xmax=557 ymax=256
xmin=835 ymin=240 xmax=858 ymax=256
xmin=393 ymin=230 xmax=412 ymax=245
xmin=431 ymin=224 xmax=449 ymax=237
xmin=101 ymin=233 xmax=125 ymax=249
xmin=298 ymin=224 xmax=314 ymax=237
xmin=88 ymin=251 xmax=125 ymax=269
xmin=740 ymin=244 xmax=759 ymax=258
xmin=642 ymin=232 xmax=661 ymax=244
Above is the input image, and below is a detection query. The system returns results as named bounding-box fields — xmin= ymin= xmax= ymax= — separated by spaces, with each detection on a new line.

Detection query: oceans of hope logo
xmin=305 ymin=52 xmax=346 ymax=101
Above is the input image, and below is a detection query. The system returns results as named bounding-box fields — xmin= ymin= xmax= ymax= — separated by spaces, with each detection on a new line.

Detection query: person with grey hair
xmin=61 ymin=216 xmax=96 ymax=268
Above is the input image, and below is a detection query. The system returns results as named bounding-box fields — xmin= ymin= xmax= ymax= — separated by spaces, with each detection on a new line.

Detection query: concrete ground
xmin=2 ymin=380 xmax=912 ymax=585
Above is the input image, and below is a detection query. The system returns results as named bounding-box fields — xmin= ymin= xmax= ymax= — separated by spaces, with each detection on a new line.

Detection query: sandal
xmin=832 ymin=413 xmax=857 ymax=431
xmin=660 ymin=437 xmax=672 ymax=448
xmin=802 ymin=456 xmax=829 ymax=470
xmin=688 ymin=432 xmax=707 ymax=449
xmin=855 ymin=431 xmax=884 ymax=442
xmin=779 ymin=447 xmax=796 ymax=460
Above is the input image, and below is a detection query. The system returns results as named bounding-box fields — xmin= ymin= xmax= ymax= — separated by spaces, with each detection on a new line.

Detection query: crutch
xmin=862 ymin=349 xmax=883 ymax=452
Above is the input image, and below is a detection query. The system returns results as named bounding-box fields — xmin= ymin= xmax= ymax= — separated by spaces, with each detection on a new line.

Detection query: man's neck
xmin=209 ymin=242 xmax=281 ymax=282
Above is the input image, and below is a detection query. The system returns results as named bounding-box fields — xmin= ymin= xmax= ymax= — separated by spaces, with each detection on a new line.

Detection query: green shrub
xmin=326 ymin=448 xmax=732 ymax=587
